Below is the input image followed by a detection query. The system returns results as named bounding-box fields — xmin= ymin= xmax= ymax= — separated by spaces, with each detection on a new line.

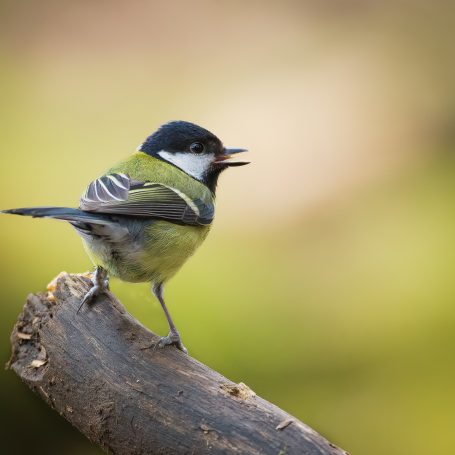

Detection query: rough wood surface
xmin=9 ymin=273 xmax=348 ymax=455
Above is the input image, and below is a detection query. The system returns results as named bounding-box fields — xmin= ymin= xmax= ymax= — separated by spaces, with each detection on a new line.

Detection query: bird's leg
xmin=152 ymin=283 xmax=187 ymax=354
xmin=77 ymin=266 xmax=110 ymax=314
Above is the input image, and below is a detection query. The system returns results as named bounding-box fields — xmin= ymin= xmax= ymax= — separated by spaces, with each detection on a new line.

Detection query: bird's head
xmin=138 ymin=121 xmax=248 ymax=192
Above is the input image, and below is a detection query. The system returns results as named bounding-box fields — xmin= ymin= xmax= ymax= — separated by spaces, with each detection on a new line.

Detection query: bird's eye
xmin=190 ymin=142 xmax=204 ymax=154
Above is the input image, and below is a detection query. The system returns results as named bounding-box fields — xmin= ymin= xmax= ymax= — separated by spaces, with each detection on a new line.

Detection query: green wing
xmin=80 ymin=173 xmax=214 ymax=226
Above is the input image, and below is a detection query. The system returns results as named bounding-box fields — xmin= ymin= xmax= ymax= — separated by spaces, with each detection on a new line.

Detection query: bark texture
xmin=9 ymin=273 xmax=348 ymax=455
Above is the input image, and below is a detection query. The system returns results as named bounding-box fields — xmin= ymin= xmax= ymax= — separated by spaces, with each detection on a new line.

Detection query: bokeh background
xmin=0 ymin=1 xmax=454 ymax=454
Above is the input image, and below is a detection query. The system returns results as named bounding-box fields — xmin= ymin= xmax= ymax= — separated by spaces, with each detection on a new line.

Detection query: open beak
xmin=215 ymin=147 xmax=249 ymax=166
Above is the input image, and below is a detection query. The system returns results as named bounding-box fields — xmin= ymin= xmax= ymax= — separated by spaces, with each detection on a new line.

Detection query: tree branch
xmin=8 ymin=273 xmax=347 ymax=455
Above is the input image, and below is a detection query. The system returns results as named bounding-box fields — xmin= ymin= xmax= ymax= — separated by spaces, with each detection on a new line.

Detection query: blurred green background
xmin=1 ymin=1 xmax=454 ymax=454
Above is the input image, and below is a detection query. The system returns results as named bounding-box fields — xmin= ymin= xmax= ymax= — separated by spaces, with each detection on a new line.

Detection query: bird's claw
xmin=77 ymin=267 xmax=109 ymax=314
xmin=155 ymin=332 xmax=188 ymax=354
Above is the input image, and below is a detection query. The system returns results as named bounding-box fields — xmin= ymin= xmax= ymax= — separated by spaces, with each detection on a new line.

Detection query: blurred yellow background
xmin=0 ymin=1 xmax=454 ymax=454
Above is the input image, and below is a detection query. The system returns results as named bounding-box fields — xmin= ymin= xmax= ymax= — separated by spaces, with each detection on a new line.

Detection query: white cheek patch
xmin=158 ymin=151 xmax=214 ymax=180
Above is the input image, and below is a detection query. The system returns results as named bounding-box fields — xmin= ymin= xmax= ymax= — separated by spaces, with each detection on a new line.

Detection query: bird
xmin=2 ymin=120 xmax=249 ymax=353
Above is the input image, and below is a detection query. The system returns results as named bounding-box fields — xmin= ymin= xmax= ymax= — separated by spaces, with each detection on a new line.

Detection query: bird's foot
xmin=77 ymin=267 xmax=109 ymax=314
xmin=156 ymin=330 xmax=188 ymax=354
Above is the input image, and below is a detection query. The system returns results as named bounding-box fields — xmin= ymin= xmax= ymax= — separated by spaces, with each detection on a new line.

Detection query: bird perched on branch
xmin=2 ymin=121 xmax=249 ymax=353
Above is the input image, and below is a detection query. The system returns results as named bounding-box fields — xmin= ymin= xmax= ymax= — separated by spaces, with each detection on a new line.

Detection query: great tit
xmin=2 ymin=121 xmax=249 ymax=353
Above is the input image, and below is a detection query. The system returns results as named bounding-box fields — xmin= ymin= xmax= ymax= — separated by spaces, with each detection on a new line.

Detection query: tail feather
xmin=1 ymin=207 xmax=111 ymax=224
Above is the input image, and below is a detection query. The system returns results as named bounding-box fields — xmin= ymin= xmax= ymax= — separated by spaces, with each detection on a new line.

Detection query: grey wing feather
xmin=82 ymin=173 xmax=130 ymax=203
xmin=80 ymin=174 xmax=213 ymax=225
